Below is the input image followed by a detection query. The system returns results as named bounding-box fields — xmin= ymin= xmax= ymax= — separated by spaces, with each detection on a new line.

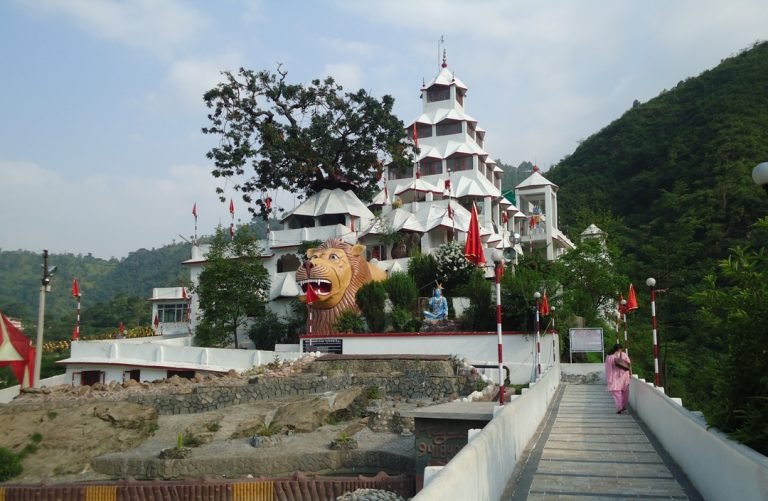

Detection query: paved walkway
xmin=503 ymin=384 xmax=703 ymax=500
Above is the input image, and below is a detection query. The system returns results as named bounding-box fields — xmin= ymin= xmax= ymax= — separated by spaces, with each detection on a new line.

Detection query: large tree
xmin=193 ymin=226 xmax=270 ymax=348
xmin=202 ymin=66 xmax=413 ymax=219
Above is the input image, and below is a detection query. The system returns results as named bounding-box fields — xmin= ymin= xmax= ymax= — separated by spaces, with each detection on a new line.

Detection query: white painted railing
xmin=630 ymin=376 xmax=768 ymax=501
xmin=414 ymin=365 xmax=561 ymax=500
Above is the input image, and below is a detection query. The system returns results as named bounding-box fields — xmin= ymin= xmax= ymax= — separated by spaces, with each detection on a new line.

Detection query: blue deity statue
xmin=423 ymin=287 xmax=448 ymax=321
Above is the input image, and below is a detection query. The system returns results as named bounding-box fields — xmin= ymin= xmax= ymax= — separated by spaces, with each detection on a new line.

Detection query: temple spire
xmin=441 ymin=48 xmax=447 ymax=68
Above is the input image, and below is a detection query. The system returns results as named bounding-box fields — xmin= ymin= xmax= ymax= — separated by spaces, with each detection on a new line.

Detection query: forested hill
xmin=548 ymin=41 xmax=768 ymax=292
xmin=0 ymin=243 xmax=191 ymax=326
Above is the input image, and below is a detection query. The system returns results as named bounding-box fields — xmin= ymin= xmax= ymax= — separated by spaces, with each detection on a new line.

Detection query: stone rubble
xmin=336 ymin=488 xmax=406 ymax=501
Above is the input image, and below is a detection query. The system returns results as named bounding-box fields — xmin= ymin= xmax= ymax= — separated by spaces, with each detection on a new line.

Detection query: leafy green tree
xmin=407 ymin=252 xmax=438 ymax=296
xmin=248 ymin=310 xmax=289 ymax=350
xmin=458 ymin=269 xmax=493 ymax=330
xmin=202 ymin=66 xmax=412 ymax=218
xmin=193 ymin=226 xmax=270 ymax=348
xmin=356 ymin=281 xmax=387 ymax=333
xmin=385 ymin=272 xmax=418 ymax=310
xmin=0 ymin=447 xmax=22 ymax=481
xmin=690 ymin=220 xmax=768 ymax=455
xmin=550 ymin=238 xmax=627 ymax=326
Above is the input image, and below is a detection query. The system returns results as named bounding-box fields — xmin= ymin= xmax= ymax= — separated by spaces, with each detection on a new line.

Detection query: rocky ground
xmin=0 ymin=355 xmax=428 ymax=484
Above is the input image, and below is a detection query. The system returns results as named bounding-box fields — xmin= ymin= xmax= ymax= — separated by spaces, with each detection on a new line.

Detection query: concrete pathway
xmin=503 ymin=384 xmax=703 ymax=500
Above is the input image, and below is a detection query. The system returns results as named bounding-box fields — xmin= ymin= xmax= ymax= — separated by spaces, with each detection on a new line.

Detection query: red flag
xmin=118 ymin=322 xmax=125 ymax=335
xmin=350 ymin=215 xmax=356 ymax=231
xmin=265 ymin=197 xmax=272 ymax=210
xmin=416 ymin=167 xmax=421 ymax=179
xmin=539 ymin=291 xmax=550 ymax=316
xmin=502 ymin=211 xmax=509 ymax=224
xmin=71 ymin=279 xmax=81 ymax=297
xmin=618 ymin=293 xmax=627 ymax=315
xmin=181 ymin=287 xmax=188 ymax=299
xmin=153 ymin=314 xmax=159 ymax=328
xmin=305 ymin=284 xmax=319 ymax=304
xmin=447 ymin=203 xmax=453 ymax=220
xmin=464 ymin=202 xmax=486 ymax=265
xmin=192 ymin=202 xmax=197 ymax=218
xmin=444 ymin=179 xmax=451 ymax=192
xmin=229 ymin=223 xmax=235 ymax=239
xmin=627 ymin=283 xmax=639 ymax=311
xmin=412 ymin=124 xmax=419 ymax=149
xmin=229 ymin=198 xmax=235 ymax=216
xmin=529 ymin=215 xmax=538 ymax=229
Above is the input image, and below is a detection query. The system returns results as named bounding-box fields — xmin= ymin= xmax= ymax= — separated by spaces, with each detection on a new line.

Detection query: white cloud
xmin=166 ymin=53 xmax=243 ymax=109
xmin=323 ymin=63 xmax=362 ymax=90
xmin=21 ymin=0 xmax=206 ymax=58
xmin=0 ymin=160 xmax=227 ymax=259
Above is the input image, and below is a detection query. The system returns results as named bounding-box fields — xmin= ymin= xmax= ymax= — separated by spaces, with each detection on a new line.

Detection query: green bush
xmin=391 ymin=306 xmax=422 ymax=332
xmin=407 ymin=252 xmax=438 ymax=295
xmin=356 ymin=281 xmax=387 ymax=332
xmin=248 ymin=310 xmax=289 ymax=349
xmin=0 ymin=447 xmax=22 ymax=481
xmin=333 ymin=309 xmax=367 ymax=333
xmin=385 ymin=272 xmax=418 ymax=310
xmin=459 ymin=270 xmax=494 ymax=330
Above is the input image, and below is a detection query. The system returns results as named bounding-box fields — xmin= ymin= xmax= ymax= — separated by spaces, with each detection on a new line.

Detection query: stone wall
xmin=127 ymin=368 xmax=465 ymax=416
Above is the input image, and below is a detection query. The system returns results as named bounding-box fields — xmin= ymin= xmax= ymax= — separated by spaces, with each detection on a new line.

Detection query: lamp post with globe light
xmin=752 ymin=162 xmax=768 ymax=194
xmin=646 ymin=277 xmax=661 ymax=387
xmin=534 ymin=291 xmax=541 ymax=378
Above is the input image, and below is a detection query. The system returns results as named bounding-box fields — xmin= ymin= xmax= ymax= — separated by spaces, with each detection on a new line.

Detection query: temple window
xmin=446 ymin=154 xmax=472 ymax=172
xmin=421 ymin=159 xmax=443 ymax=176
xmin=427 ymin=85 xmax=450 ymax=102
xmin=436 ymin=120 xmax=462 ymax=136
xmin=389 ymin=167 xmax=414 ymax=180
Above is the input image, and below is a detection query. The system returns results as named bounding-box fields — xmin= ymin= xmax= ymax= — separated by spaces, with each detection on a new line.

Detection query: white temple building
xmin=149 ymin=55 xmax=574 ymax=341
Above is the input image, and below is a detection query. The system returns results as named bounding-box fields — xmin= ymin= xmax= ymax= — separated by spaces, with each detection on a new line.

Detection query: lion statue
xmin=296 ymin=239 xmax=386 ymax=334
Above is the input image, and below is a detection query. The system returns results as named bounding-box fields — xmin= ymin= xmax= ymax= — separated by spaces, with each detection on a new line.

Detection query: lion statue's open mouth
xmin=295 ymin=239 xmax=386 ymax=333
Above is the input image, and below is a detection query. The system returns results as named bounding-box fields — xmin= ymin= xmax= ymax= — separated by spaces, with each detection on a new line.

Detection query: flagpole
xmin=646 ymin=277 xmax=661 ymax=387
xmin=550 ymin=306 xmax=557 ymax=366
xmin=72 ymin=279 xmax=81 ymax=341
xmin=492 ymin=251 xmax=505 ymax=406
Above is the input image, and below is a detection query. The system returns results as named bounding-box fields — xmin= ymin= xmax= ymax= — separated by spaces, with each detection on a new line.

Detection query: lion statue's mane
xmin=296 ymin=238 xmax=386 ymax=334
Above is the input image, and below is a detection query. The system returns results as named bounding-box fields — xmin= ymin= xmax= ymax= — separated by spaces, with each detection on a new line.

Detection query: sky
xmin=1 ymin=0 xmax=766 ymax=260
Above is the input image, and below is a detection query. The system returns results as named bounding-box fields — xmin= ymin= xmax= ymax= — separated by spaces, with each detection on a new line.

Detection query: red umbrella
xmin=464 ymin=202 xmax=486 ymax=266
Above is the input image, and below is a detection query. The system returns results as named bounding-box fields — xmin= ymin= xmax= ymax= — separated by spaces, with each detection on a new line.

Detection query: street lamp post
xmin=34 ymin=250 xmax=56 ymax=388
xmin=534 ymin=291 xmax=541 ymax=378
xmin=646 ymin=277 xmax=660 ymax=387
xmin=550 ymin=305 xmax=557 ymax=366
xmin=492 ymin=250 xmax=505 ymax=406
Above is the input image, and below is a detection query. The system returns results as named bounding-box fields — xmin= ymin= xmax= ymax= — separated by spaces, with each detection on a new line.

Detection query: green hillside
xmin=547 ymin=41 xmax=768 ymax=451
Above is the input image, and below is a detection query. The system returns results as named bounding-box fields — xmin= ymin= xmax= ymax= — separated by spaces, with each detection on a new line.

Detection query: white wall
xmin=61 ymin=341 xmax=306 ymax=386
xmin=0 ymin=373 xmax=69 ymax=404
xmin=323 ymin=332 xmax=558 ymax=385
xmin=414 ymin=365 xmax=561 ymax=500
xmin=630 ymin=377 xmax=768 ymax=501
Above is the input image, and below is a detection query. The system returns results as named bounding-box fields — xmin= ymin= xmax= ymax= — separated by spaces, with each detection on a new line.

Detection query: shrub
xmin=333 ymin=309 xmax=367 ymax=333
xmin=0 ymin=448 xmax=22 ymax=482
xmin=434 ymin=241 xmax=476 ymax=295
xmin=459 ymin=270 xmax=493 ymax=330
xmin=385 ymin=272 xmax=418 ymax=310
xmin=356 ymin=281 xmax=387 ymax=332
xmin=407 ymin=252 xmax=438 ymax=295
xmin=249 ymin=310 xmax=289 ymax=349
xmin=391 ymin=306 xmax=421 ymax=332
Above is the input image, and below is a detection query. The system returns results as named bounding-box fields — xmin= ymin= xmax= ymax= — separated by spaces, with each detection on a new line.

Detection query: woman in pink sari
xmin=605 ymin=343 xmax=631 ymax=413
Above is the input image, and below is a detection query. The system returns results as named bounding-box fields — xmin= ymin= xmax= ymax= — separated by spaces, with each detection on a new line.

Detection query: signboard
xmin=569 ymin=328 xmax=604 ymax=363
xmin=302 ymin=338 xmax=342 ymax=354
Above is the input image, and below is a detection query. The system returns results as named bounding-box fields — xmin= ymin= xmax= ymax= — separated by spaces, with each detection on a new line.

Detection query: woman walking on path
xmin=605 ymin=343 xmax=631 ymax=413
